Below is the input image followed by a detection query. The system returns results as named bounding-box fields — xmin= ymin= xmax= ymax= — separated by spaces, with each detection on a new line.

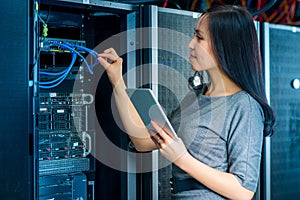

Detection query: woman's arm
xmin=175 ymin=153 xmax=254 ymax=199
xmin=151 ymin=121 xmax=255 ymax=200
xmin=98 ymin=48 xmax=157 ymax=152
xmin=112 ymin=80 xmax=158 ymax=151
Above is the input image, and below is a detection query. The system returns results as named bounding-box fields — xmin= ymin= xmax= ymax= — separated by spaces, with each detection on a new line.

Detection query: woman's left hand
xmin=149 ymin=121 xmax=188 ymax=163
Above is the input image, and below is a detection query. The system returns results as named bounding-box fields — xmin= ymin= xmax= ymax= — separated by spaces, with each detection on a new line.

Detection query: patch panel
xmin=40 ymin=37 xmax=86 ymax=53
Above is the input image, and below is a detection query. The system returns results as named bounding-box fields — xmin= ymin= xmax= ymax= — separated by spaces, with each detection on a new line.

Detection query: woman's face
xmin=188 ymin=17 xmax=218 ymax=72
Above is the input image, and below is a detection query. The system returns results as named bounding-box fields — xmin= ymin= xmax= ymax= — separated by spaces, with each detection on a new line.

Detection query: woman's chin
xmin=191 ymin=65 xmax=200 ymax=71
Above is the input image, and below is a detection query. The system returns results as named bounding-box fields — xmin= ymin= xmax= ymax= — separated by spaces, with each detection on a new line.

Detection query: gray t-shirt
xmin=170 ymin=90 xmax=264 ymax=199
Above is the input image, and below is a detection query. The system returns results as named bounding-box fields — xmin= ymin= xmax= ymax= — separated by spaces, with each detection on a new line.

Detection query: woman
xmin=97 ymin=5 xmax=275 ymax=199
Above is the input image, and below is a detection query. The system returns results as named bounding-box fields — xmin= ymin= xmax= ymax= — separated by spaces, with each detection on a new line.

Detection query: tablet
xmin=126 ymin=88 xmax=178 ymax=140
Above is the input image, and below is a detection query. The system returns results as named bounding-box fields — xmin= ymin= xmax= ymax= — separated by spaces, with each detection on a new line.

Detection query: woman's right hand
xmin=97 ymin=48 xmax=123 ymax=87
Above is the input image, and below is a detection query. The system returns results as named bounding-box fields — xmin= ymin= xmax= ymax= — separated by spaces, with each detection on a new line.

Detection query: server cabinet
xmin=156 ymin=8 xmax=200 ymax=200
xmin=0 ymin=0 xmax=33 ymax=199
xmin=33 ymin=0 xmax=140 ymax=199
xmin=140 ymin=6 xmax=201 ymax=200
xmin=263 ymin=23 xmax=300 ymax=200
xmin=124 ymin=5 xmax=195 ymax=200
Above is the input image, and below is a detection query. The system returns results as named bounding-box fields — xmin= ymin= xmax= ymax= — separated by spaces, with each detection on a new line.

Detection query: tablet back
xmin=126 ymin=88 xmax=178 ymax=139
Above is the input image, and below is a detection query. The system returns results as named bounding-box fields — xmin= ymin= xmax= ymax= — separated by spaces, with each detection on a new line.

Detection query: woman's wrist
xmin=174 ymin=151 xmax=193 ymax=170
xmin=112 ymin=79 xmax=127 ymax=95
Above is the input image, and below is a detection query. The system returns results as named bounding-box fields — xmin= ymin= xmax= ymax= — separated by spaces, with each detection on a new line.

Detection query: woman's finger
xmin=151 ymin=121 xmax=172 ymax=142
xmin=98 ymin=53 xmax=119 ymax=63
xmin=148 ymin=129 xmax=163 ymax=142
xmin=103 ymin=48 xmax=118 ymax=57
xmin=160 ymin=126 xmax=175 ymax=140
xmin=97 ymin=56 xmax=111 ymax=69
xmin=148 ymin=130 xmax=163 ymax=148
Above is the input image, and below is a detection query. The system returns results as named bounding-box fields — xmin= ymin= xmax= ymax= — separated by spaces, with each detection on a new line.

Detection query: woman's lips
xmin=189 ymin=55 xmax=196 ymax=60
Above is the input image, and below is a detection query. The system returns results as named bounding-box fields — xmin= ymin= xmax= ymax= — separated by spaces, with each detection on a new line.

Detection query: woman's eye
xmin=194 ymin=32 xmax=203 ymax=41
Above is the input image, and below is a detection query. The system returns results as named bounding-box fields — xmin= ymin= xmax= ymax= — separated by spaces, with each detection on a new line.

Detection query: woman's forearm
xmin=112 ymin=79 xmax=157 ymax=152
xmin=97 ymin=50 xmax=156 ymax=152
xmin=175 ymin=153 xmax=254 ymax=200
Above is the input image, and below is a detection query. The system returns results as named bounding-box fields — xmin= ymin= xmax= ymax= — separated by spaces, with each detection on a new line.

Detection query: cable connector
xmin=43 ymin=24 xmax=48 ymax=38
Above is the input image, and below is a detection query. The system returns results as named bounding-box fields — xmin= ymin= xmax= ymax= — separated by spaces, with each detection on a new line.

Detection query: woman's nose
xmin=188 ymin=38 xmax=195 ymax=49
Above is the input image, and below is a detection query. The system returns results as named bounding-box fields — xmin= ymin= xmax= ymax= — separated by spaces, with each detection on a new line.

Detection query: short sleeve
xmin=227 ymin=96 xmax=264 ymax=192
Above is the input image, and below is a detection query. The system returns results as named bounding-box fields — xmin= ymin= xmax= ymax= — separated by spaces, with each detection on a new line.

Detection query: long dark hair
xmin=202 ymin=5 xmax=275 ymax=136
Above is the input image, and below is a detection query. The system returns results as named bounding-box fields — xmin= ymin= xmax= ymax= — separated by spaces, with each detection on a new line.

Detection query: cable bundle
xmin=39 ymin=42 xmax=99 ymax=89
xmin=257 ymin=0 xmax=300 ymax=25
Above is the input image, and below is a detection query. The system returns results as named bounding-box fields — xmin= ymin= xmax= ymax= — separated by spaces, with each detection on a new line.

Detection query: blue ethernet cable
xmin=51 ymin=41 xmax=94 ymax=75
xmin=66 ymin=43 xmax=99 ymax=69
xmin=39 ymin=53 xmax=77 ymax=89
xmin=40 ymin=44 xmax=99 ymax=76
xmin=67 ymin=43 xmax=98 ymax=57
xmin=39 ymin=41 xmax=101 ymax=88
xmin=40 ymin=67 xmax=69 ymax=76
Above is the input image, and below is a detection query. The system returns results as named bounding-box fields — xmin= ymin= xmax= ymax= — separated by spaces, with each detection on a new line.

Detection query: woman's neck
xmin=205 ymin=69 xmax=242 ymax=97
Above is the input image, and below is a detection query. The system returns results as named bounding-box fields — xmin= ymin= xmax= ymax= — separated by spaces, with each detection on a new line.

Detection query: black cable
xmin=45 ymin=6 xmax=52 ymax=24
xmin=251 ymin=0 xmax=277 ymax=17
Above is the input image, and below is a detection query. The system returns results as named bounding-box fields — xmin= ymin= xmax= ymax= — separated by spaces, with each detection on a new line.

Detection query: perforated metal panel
xmin=158 ymin=9 xmax=200 ymax=117
xmin=157 ymin=8 xmax=200 ymax=200
xmin=266 ymin=23 xmax=300 ymax=199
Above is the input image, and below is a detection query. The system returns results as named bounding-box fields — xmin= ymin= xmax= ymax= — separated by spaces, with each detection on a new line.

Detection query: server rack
xmin=34 ymin=0 xmax=141 ymax=199
xmin=0 ymin=0 xmax=33 ymax=199
xmin=0 ymin=0 xmax=143 ymax=199
xmin=262 ymin=23 xmax=300 ymax=200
